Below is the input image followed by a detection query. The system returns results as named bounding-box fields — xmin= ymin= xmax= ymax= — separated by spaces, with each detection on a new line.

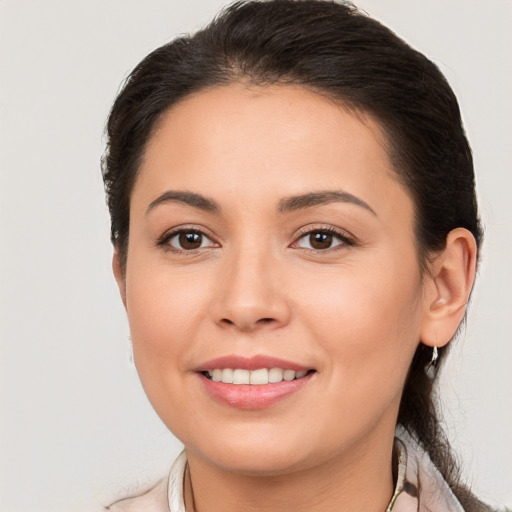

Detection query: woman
xmin=102 ymin=1 xmax=496 ymax=510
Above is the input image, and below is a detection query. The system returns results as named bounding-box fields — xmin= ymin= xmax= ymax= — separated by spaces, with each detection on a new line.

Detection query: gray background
xmin=0 ymin=1 xmax=510 ymax=510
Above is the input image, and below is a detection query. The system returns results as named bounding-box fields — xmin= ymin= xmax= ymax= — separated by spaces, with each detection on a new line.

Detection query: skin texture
xmin=113 ymin=84 xmax=476 ymax=512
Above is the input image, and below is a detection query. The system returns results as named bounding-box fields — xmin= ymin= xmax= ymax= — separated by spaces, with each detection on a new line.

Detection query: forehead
xmin=134 ymin=83 xmax=410 ymax=221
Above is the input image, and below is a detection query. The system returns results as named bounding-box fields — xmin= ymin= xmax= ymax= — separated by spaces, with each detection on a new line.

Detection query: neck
xmin=185 ymin=429 xmax=395 ymax=512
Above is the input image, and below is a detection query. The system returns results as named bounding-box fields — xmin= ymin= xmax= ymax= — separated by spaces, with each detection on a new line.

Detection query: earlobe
xmin=112 ymin=250 xmax=127 ymax=309
xmin=420 ymin=228 xmax=478 ymax=348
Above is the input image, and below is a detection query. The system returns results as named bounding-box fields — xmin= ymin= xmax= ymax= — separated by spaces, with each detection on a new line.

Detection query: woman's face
xmin=118 ymin=84 xmax=431 ymax=475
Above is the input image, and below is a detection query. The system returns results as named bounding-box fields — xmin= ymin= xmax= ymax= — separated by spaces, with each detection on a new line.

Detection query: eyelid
xmin=290 ymin=225 xmax=356 ymax=250
xmin=156 ymin=225 xmax=220 ymax=252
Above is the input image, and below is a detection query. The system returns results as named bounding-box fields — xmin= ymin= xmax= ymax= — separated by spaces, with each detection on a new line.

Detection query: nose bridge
xmin=212 ymin=238 xmax=290 ymax=331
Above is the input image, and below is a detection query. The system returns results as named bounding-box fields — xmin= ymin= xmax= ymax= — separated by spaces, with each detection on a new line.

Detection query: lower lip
xmin=199 ymin=373 xmax=314 ymax=409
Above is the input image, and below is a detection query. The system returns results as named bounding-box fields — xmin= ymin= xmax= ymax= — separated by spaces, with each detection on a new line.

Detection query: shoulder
xmin=104 ymin=450 xmax=188 ymax=512
xmin=394 ymin=427 xmax=463 ymax=511
xmin=395 ymin=427 xmax=499 ymax=512
xmin=105 ymin=477 xmax=169 ymax=512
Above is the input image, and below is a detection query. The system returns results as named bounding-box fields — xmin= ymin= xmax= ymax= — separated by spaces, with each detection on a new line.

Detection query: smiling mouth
xmin=202 ymin=368 xmax=316 ymax=385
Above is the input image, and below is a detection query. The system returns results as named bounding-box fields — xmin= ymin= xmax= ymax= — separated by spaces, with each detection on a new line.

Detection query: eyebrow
xmin=278 ymin=190 xmax=377 ymax=216
xmin=146 ymin=189 xmax=376 ymax=216
xmin=146 ymin=191 xmax=221 ymax=214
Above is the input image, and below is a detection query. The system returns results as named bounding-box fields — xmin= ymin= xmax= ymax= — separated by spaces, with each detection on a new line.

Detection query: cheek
xmin=124 ymin=264 xmax=216 ymax=436
xmin=124 ymin=256 xmax=211 ymax=390
xmin=295 ymin=255 xmax=423 ymax=396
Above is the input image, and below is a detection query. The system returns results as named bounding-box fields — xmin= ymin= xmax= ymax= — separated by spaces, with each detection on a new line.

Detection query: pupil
xmin=179 ymin=232 xmax=202 ymax=249
xmin=310 ymin=232 xmax=332 ymax=249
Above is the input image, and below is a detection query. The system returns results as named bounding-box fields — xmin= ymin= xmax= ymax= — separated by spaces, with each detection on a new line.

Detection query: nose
xmin=211 ymin=247 xmax=291 ymax=332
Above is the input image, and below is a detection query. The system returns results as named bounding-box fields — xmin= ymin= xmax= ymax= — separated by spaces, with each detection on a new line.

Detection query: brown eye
xmin=309 ymin=232 xmax=333 ymax=249
xmin=179 ymin=232 xmax=203 ymax=249
xmin=296 ymin=230 xmax=346 ymax=250
xmin=167 ymin=230 xmax=214 ymax=251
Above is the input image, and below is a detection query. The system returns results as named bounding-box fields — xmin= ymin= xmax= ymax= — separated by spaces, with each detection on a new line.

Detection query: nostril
xmin=217 ymin=315 xmax=282 ymax=330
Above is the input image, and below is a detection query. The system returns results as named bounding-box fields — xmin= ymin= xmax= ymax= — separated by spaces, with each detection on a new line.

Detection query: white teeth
xmin=268 ymin=367 xmax=284 ymax=383
xmin=221 ymin=368 xmax=234 ymax=384
xmin=283 ymin=369 xmax=296 ymax=381
xmin=233 ymin=369 xmax=250 ymax=384
xmin=249 ymin=368 xmax=268 ymax=385
xmin=206 ymin=367 xmax=310 ymax=385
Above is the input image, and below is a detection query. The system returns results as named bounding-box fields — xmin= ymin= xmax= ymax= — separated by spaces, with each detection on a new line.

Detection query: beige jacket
xmin=106 ymin=430 xmax=473 ymax=512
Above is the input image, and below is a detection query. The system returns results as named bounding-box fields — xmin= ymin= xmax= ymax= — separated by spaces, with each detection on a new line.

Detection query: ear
xmin=112 ymin=250 xmax=127 ymax=309
xmin=420 ymin=228 xmax=478 ymax=348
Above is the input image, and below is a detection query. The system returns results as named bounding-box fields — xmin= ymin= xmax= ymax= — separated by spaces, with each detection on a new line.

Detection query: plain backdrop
xmin=0 ymin=1 xmax=511 ymax=510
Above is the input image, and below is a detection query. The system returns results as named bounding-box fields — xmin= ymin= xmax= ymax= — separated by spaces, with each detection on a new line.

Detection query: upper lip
xmin=194 ymin=355 xmax=312 ymax=372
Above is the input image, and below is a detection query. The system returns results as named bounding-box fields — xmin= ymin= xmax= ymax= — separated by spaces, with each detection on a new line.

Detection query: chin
xmin=186 ymin=428 xmax=318 ymax=476
xmin=209 ymin=449 xmax=311 ymax=477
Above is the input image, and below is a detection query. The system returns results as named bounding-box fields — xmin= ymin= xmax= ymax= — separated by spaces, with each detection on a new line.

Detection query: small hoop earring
xmin=431 ymin=345 xmax=438 ymax=365
xmin=425 ymin=345 xmax=438 ymax=379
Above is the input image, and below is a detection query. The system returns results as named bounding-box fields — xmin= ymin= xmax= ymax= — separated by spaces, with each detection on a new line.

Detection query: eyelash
xmin=156 ymin=226 xmax=355 ymax=254
xmin=291 ymin=226 xmax=355 ymax=252
xmin=157 ymin=226 xmax=218 ymax=253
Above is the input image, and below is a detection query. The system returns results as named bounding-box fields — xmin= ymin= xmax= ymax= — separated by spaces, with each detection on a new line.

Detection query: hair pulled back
xmin=102 ymin=1 xmax=484 ymax=508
